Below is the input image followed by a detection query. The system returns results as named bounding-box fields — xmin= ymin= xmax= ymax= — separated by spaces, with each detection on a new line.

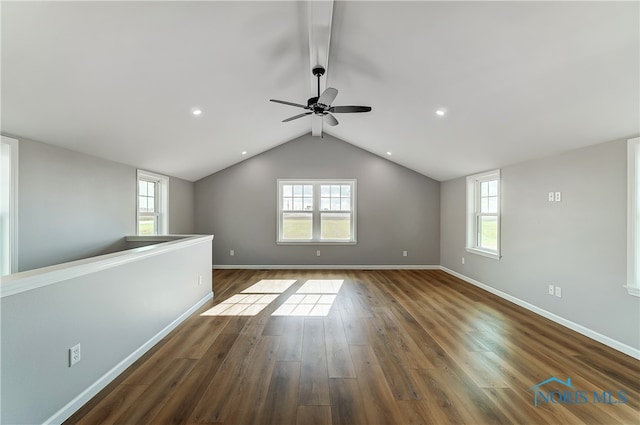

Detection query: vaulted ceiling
xmin=2 ymin=1 xmax=638 ymax=182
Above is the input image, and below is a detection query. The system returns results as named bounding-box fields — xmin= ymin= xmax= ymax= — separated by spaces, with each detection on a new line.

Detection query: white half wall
xmin=0 ymin=235 xmax=213 ymax=425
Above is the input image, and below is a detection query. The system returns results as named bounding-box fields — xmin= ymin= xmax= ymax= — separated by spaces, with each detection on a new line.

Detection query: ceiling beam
xmin=308 ymin=0 xmax=334 ymax=137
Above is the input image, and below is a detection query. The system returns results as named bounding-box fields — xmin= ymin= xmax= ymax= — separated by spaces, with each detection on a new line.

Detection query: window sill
xmin=277 ymin=240 xmax=357 ymax=246
xmin=466 ymin=247 xmax=501 ymax=260
xmin=625 ymin=285 xmax=640 ymax=297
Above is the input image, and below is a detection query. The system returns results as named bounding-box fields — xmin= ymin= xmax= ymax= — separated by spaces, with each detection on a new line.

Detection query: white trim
xmin=43 ymin=291 xmax=213 ymax=425
xmin=440 ymin=266 xmax=640 ymax=360
xmin=1 ymin=135 xmax=19 ymax=275
xmin=465 ymin=247 xmax=500 ymax=260
xmin=137 ymin=169 xmax=170 ymax=235
xmin=466 ymin=169 xmax=501 ymax=260
xmin=627 ymin=137 xmax=640 ymax=297
xmin=1 ymin=235 xmax=213 ymax=298
xmin=277 ymin=179 xmax=357 ymax=244
xmin=213 ymin=264 xmax=440 ymax=270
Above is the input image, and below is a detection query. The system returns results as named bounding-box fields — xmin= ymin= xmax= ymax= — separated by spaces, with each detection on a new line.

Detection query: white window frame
xmin=627 ymin=137 xmax=640 ymax=297
xmin=137 ymin=170 xmax=169 ymax=235
xmin=466 ymin=169 xmax=501 ymax=260
xmin=1 ymin=136 xmax=19 ymax=275
xmin=277 ymin=179 xmax=357 ymax=245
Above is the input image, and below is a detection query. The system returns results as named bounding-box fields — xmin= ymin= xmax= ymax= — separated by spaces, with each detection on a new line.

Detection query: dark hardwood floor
xmin=65 ymin=269 xmax=640 ymax=424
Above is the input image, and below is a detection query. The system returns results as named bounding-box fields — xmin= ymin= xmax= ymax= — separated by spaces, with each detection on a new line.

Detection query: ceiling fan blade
xmin=317 ymin=87 xmax=338 ymax=106
xmin=282 ymin=112 xmax=312 ymax=122
xmin=329 ymin=106 xmax=372 ymax=113
xmin=270 ymin=99 xmax=309 ymax=109
xmin=324 ymin=113 xmax=339 ymax=126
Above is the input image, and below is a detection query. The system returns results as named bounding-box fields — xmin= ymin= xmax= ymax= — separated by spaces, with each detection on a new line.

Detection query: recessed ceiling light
xmin=241 ymin=151 xmax=247 ymax=155
xmin=192 ymin=108 xmax=202 ymax=116
xmin=386 ymin=151 xmax=392 ymax=156
xmin=435 ymin=108 xmax=447 ymax=117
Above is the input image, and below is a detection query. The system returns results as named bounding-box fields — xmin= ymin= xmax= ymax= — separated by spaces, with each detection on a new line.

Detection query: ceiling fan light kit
xmin=270 ymin=65 xmax=371 ymax=129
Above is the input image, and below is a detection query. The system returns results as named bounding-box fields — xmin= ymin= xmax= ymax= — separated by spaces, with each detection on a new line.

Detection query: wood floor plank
xmin=72 ymin=384 xmax=147 ymax=425
xmin=277 ymin=317 xmax=304 ymax=361
xmin=66 ymin=269 xmax=640 ymax=425
xmin=329 ymin=378 xmax=368 ymax=425
xmin=146 ymin=332 xmax=239 ymax=425
xmin=296 ymin=405 xmax=332 ymax=425
xmin=259 ymin=361 xmax=301 ymax=425
xmin=299 ymin=318 xmax=331 ymax=405
xmin=324 ymin=313 xmax=356 ymax=378
xmin=349 ymin=344 xmax=405 ymax=425
xmin=113 ymin=358 xmax=197 ymax=425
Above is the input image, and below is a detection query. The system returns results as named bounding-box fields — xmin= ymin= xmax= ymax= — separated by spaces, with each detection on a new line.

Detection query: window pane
xmin=293 ymin=198 xmax=303 ymax=210
xmin=304 ymin=185 xmax=313 ymax=197
xmin=321 ymin=185 xmax=330 ymax=196
xmin=283 ymin=213 xmax=312 ymax=239
xmin=341 ymin=185 xmax=351 ymax=197
xmin=341 ymin=198 xmax=351 ymax=211
xmin=139 ymin=181 xmax=147 ymax=196
xmin=283 ymin=198 xmax=293 ymax=210
xmin=147 ymin=197 xmax=156 ymax=213
xmin=331 ymin=198 xmax=340 ymax=210
xmin=479 ymin=216 xmax=498 ymax=251
xmin=303 ymin=197 xmax=313 ymax=210
xmin=139 ymin=196 xmax=147 ymax=212
xmin=481 ymin=181 xmax=489 ymax=197
xmin=488 ymin=197 xmax=498 ymax=213
xmin=293 ymin=185 xmax=302 ymax=196
xmin=321 ymin=213 xmax=351 ymax=240
xmin=283 ymin=185 xmax=292 ymax=197
xmin=321 ymin=198 xmax=330 ymax=211
xmin=488 ymin=180 xmax=498 ymax=196
xmin=147 ymin=182 xmax=156 ymax=197
xmin=481 ymin=198 xmax=489 ymax=213
xmin=138 ymin=216 xmax=157 ymax=236
xmin=331 ymin=185 xmax=340 ymax=196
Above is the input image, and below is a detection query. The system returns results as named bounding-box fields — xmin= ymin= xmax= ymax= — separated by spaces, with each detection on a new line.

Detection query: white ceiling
xmin=2 ymin=1 xmax=638 ymax=182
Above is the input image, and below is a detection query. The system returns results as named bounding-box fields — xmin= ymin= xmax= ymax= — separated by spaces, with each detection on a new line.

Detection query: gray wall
xmin=15 ymin=136 xmax=195 ymax=271
xmin=195 ymin=133 xmax=440 ymax=266
xmin=170 ymin=175 xmax=196 ymax=234
xmin=441 ymin=138 xmax=640 ymax=349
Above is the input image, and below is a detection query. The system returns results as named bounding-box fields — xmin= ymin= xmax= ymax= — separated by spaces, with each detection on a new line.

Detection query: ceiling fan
xmin=270 ymin=66 xmax=371 ymax=127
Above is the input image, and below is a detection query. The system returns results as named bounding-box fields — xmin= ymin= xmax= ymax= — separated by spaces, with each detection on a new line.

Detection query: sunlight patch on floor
xmin=240 ymin=279 xmax=297 ymax=293
xmin=201 ymin=293 xmax=280 ymax=316
xmin=297 ymin=279 xmax=344 ymax=294
xmin=271 ymin=279 xmax=343 ymax=317
xmin=201 ymin=279 xmax=344 ymax=317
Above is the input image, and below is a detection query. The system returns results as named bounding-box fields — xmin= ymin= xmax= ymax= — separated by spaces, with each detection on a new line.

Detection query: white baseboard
xmin=440 ymin=266 xmax=640 ymax=360
xmin=44 ymin=291 xmax=214 ymax=425
xmin=213 ymin=264 xmax=440 ymax=270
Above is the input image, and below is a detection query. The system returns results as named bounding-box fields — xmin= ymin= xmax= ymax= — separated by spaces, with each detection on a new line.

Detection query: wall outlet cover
xmin=69 ymin=344 xmax=81 ymax=367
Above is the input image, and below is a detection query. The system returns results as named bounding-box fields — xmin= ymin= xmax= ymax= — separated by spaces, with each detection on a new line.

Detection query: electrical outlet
xmin=555 ymin=286 xmax=562 ymax=298
xmin=230 ymin=250 xmax=234 ymax=256
xmin=548 ymin=192 xmax=555 ymax=202
xmin=555 ymin=191 xmax=562 ymax=202
xmin=316 ymin=250 xmax=321 ymax=257
xmin=69 ymin=344 xmax=81 ymax=367
xmin=403 ymin=250 xmax=408 ymax=257
xmin=548 ymin=284 xmax=555 ymax=295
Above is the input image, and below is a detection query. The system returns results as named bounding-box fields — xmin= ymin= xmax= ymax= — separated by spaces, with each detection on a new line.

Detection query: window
xmin=1 ymin=136 xmax=18 ymax=275
xmin=466 ymin=169 xmax=501 ymax=259
xmin=627 ymin=137 xmax=640 ymax=297
xmin=137 ymin=170 xmax=169 ymax=235
xmin=278 ymin=179 xmax=356 ymax=244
